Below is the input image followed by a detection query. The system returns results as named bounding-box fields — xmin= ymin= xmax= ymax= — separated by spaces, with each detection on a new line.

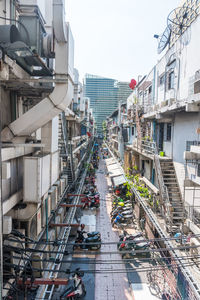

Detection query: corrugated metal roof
xmin=107 ymin=164 xmax=119 ymax=172
xmin=105 ymin=158 xmax=116 ymax=166
xmin=109 ymin=169 xmax=123 ymax=178
xmin=112 ymin=175 xmax=126 ymax=187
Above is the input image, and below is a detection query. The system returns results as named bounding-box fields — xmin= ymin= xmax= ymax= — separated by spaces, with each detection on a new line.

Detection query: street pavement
xmin=95 ymin=158 xmax=133 ymax=300
xmin=52 ymin=155 xmax=160 ymax=300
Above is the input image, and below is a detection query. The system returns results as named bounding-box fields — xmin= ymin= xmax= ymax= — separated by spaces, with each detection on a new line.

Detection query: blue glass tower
xmin=84 ymin=74 xmax=131 ymax=133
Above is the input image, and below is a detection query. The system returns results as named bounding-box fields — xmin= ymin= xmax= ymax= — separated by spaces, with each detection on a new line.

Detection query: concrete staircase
xmin=160 ymin=159 xmax=185 ymax=231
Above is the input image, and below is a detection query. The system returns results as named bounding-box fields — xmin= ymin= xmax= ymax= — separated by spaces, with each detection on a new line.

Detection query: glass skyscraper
xmin=84 ymin=74 xmax=131 ymax=133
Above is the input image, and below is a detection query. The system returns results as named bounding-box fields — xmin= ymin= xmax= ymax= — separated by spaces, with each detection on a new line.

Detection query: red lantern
xmin=129 ymin=79 xmax=137 ymax=90
xmin=87 ymin=132 xmax=92 ymax=137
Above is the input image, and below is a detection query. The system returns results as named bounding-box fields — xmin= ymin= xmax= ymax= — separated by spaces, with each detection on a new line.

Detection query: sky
xmin=66 ymin=0 xmax=180 ymax=82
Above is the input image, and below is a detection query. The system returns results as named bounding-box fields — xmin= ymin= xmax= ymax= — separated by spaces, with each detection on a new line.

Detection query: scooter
xmin=73 ymin=230 xmax=101 ymax=250
xmin=112 ymin=213 xmax=125 ymax=227
xmin=81 ymin=194 xmax=100 ymax=203
xmin=90 ymin=198 xmax=100 ymax=208
xmin=60 ymin=268 xmax=86 ymax=299
xmin=111 ymin=210 xmax=133 ymax=222
xmin=119 ymin=231 xmax=143 ymax=242
xmin=79 ymin=224 xmax=101 ymax=238
xmin=121 ymin=237 xmax=151 ymax=259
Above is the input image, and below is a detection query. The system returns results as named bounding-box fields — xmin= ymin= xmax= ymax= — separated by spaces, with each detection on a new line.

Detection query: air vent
xmin=0 ymin=25 xmax=23 ymax=44
xmin=18 ymin=4 xmax=46 ymax=57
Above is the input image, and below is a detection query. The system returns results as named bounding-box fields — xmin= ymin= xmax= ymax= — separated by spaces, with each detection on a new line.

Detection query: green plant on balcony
xmin=123 ymin=180 xmax=133 ymax=198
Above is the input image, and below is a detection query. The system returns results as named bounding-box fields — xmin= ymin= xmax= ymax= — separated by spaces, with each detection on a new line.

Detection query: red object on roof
xmin=87 ymin=132 xmax=92 ymax=137
xmin=129 ymin=79 xmax=137 ymax=90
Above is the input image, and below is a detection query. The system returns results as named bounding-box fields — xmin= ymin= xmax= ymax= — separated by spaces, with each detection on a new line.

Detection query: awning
xmin=112 ymin=175 xmax=126 ymax=187
xmin=105 ymin=158 xmax=116 ymax=166
xmin=107 ymin=164 xmax=119 ymax=172
xmin=109 ymin=167 xmax=123 ymax=178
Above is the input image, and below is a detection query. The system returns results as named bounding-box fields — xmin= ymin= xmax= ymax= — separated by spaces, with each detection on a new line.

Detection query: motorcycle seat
xmin=88 ymin=231 xmax=99 ymax=237
xmin=61 ymin=286 xmax=74 ymax=297
xmin=86 ymin=236 xmax=100 ymax=242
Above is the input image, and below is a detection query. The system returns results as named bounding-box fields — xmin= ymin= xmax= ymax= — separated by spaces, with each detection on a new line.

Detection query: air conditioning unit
xmin=32 ymin=253 xmax=45 ymax=277
xmin=47 ymin=229 xmax=56 ymax=259
xmin=23 ymin=154 xmax=51 ymax=203
xmin=26 ymin=208 xmax=41 ymax=241
xmin=48 ymin=187 xmax=57 ymax=211
xmin=26 ymin=206 xmax=42 ymax=239
xmin=3 ymin=216 xmax=12 ymax=235
xmin=41 ymin=195 xmax=51 ymax=227
xmin=53 ymin=180 xmax=61 ymax=201
xmin=2 ymin=162 xmax=11 ymax=180
xmin=60 ymin=178 xmax=65 ymax=195
xmin=61 ymin=175 xmax=68 ymax=188
xmin=27 ymin=215 xmax=37 ymax=240
xmin=55 ymin=215 xmax=61 ymax=238
xmin=57 ymin=207 xmax=64 ymax=223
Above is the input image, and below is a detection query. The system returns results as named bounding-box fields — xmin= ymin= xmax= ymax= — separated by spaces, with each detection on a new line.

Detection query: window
xmin=148 ymin=86 xmax=152 ymax=94
xmin=10 ymin=0 xmax=16 ymax=22
xmin=166 ymin=123 xmax=172 ymax=141
xmin=131 ymin=126 xmax=135 ymax=135
xmin=197 ymin=164 xmax=200 ymax=177
xmin=159 ymin=74 xmax=165 ymax=86
xmin=168 ymin=71 xmax=174 ymax=90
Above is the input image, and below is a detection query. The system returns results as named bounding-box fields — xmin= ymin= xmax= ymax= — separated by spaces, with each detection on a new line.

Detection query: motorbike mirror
xmin=66 ymin=269 xmax=71 ymax=274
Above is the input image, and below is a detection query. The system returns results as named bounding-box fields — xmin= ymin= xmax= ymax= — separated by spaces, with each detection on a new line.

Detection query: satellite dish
xmin=157 ymin=26 xmax=171 ymax=54
xmin=167 ymin=6 xmax=196 ymax=36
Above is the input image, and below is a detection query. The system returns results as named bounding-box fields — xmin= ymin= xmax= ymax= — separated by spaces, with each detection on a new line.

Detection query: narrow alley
xmin=95 ymin=157 xmax=133 ymax=300
xmin=2 ymin=1 xmax=200 ymax=299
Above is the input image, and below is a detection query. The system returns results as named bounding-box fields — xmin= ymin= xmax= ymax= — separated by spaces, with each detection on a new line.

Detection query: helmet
xmin=81 ymin=224 xmax=85 ymax=230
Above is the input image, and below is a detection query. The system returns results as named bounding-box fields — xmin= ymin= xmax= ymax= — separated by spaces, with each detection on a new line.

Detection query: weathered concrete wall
xmin=2 ymin=157 xmax=24 ymax=202
xmin=1 ymin=88 xmax=11 ymax=128
xmin=172 ymin=112 xmax=199 ymax=197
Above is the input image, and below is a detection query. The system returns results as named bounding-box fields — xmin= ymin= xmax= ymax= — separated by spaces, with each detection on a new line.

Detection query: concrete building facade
xmin=0 ymin=1 xmax=95 ymax=298
xmin=106 ymin=1 xmax=200 ymax=298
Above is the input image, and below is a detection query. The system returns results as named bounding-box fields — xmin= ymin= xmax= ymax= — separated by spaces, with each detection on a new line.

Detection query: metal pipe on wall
xmin=0 ymin=86 xmax=3 ymax=300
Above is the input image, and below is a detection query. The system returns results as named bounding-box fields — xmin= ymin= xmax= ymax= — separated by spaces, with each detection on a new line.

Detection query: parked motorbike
xmin=121 ymin=237 xmax=151 ymax=259
xmin=119 ymin=231 xmax=143 ymax=242
xmin=79 ymin=224 xmax=101 ymax=238
xmin=90 ymin=198 xmax=100 ymax=208
xmin=73 ymin=230 xmax=101 ymax=250
xmin=60 ymin=268 xmax=86 ymax=300
xmin=111 ymin=210 xmax=133 ymax=222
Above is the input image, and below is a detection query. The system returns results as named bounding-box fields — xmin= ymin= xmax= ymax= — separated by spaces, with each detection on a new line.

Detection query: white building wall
xmin=173 ymin=112 xmax=199 ymax=164
xmin=155 ymin=14 xmax=200 ymax=104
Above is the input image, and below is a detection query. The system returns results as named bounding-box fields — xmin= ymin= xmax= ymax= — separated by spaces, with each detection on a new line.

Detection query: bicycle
xmin=147 ymin=269 xmax=161 ymax=296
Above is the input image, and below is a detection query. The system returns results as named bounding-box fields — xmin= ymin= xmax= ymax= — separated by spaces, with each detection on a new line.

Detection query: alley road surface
xmin=94 ymin=158 xmax=133 ymax=300
xmin=52 ymin=156 xmax=159 ymax=300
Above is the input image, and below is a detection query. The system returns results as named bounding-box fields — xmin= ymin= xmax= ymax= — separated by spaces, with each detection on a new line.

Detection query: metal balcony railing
xmin=141 ymin=140 xmax=157 ymax=155
xmin=186 ymin=140 xmax=200 ymax=151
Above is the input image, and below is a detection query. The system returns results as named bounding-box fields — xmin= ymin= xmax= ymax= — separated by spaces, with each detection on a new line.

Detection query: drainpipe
xmin=1 ymin=0 xmax=74 ymax=141
xmin=45 ymin=198 xmax=48 ymax=242
xmin=0 ymin=87 xmax=3 ymax=300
